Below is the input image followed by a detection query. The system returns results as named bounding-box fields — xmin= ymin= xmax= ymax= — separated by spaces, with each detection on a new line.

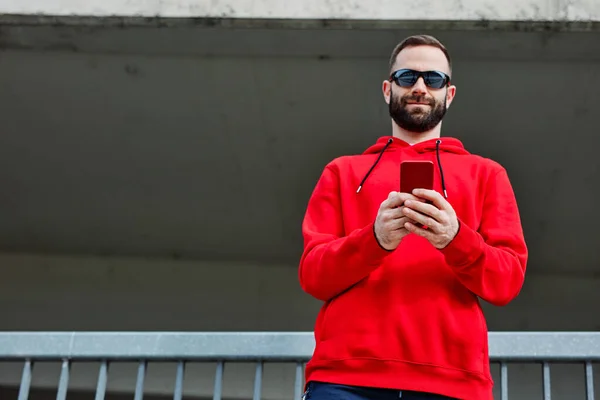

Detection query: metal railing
xmin=0 ymin=331 xmax=598 ymax=400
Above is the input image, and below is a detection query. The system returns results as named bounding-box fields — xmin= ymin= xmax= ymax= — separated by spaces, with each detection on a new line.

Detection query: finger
xmin=380 ymin=191 xmax=401 ymax=210
xmin=381 ymin=213 xmax=407 ymax=229
xmin=412 ymin=189 xmax=450 ymax=211
xmin=379 ymin=206 xmax=401 ymax=223
xmin=402 ymin=207 xmax=441 ymax=232
xmin=384 ymin=207 xmax=423 ymax=224
xmin=404 ymin=221 xmax=435 ymax=240
xmin=388 ymin=192 xmax=410 ymax=208
xmin=384 ymin=192 xmax=428 ymax=210
xmin=389 ymin=216 xmax=414 ymax=231
xmin=398 ymin=192 xmax=427 ymax=204
xmin=381 ymin=213 xmax=414 ymax=231
xmin=403 ymin=199 xmax=444 ymax=223
xmin=384 ymin=206 xmax=409 ymax=221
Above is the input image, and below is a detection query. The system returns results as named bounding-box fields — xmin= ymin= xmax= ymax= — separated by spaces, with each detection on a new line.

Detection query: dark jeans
xmin=304 ymin=381 xmax=457 ymax=400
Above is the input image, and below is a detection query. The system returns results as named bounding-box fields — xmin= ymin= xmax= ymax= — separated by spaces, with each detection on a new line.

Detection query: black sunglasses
xmin=389 ymin=69 xmax=450 ymax=89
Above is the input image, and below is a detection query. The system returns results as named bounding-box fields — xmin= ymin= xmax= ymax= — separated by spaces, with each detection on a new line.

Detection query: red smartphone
xmin=400 ymin=160 xmax=434 ymax=194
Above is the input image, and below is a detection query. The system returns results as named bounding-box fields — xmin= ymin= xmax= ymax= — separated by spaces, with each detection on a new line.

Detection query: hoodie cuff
xmin=439 ymin=219 xmax=484 ymax=267
xmin=360 ymin=221 xmax=395 ymax=264
xmin=372 ymin=222 xmax=395 ymax=253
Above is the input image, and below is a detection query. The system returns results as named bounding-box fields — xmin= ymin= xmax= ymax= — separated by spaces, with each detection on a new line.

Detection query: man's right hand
xmin=374 ymin=191 xmax=423 ymax=251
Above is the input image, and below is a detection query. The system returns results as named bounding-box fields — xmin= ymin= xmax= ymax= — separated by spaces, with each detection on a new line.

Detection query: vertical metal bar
xmin=543 ymin=362 xmax=551 ymax=400
xmin=134 ymin=361 xmax=147 ymax=400
xmin=56 ymin=359 xmax=71 ymax=400
xmin=173 ymin=361 xmax=185 ymax=400
xmin=253 ymin=361 xmax=263 ymax=400
xmin=500 ymin=362 xmax=508 ymax=400
xmin=213 ymin=362 xmax=224 ymax=400
xmin=95 ymin=361 xmax=109 ymax=400
xmin=294 ymin=362 xmax=303 ymax=400
xmin=17 ymin=360 xmax=33 ymax=400
xmin=586 ymin=362 xmax=595 ymax=400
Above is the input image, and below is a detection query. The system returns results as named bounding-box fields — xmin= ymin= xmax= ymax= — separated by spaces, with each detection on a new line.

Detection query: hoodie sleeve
xmin=440 ymin=167 xmax=528 ymax=306
xmin=298 ymin=163 xmax=392 ymax=302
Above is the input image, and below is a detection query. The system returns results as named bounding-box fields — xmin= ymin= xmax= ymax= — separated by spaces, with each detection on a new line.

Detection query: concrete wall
xmin=0 ymin=252 xmax=598 ymax=399
xmin=1 ymin=28 xmax=600 ymax=273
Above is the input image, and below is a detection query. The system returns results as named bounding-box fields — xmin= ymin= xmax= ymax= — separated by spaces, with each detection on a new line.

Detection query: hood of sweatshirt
xmin=356 ymin=136 xmax=470 ymax=196
xmin=363 ymin=136 xmax=470 ymax=156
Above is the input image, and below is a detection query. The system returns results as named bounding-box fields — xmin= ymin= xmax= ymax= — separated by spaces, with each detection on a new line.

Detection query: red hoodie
xmin=299 ymin=136 xmax=527 ymax=400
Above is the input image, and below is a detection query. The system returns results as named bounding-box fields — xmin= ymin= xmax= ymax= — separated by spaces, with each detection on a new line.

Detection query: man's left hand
xmin=401 ymin=189 xmax=459 ymax=249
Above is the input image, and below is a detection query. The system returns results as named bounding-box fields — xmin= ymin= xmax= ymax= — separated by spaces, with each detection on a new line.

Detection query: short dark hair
xmin=388 ymin=35 xmax=452 ymax=74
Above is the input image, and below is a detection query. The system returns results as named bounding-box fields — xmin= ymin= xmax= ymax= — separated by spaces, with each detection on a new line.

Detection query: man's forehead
xmin=393 ymin=45 xmax=450 ymax=74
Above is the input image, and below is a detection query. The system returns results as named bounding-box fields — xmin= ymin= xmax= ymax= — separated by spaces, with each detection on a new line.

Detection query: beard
xmin=389 ymin=88 xmax=447 ymax=133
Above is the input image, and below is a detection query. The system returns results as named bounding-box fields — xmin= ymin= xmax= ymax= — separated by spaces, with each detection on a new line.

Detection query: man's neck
xmin=392 ymin=122 xmax=441 ymax=145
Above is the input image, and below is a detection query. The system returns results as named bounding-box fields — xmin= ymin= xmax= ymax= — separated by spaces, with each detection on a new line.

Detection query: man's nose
xmin=411 ymin=77 xmax=428 ymax=94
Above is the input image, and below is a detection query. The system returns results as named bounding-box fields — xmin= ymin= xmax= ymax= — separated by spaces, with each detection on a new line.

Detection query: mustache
xmin=400 ymin=95 xmax=435 ymax=106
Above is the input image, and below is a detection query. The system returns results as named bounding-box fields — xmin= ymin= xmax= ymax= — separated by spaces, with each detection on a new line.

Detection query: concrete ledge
xmin=0 ymin=0 xmax=598 ymax=22
xmin=1 ymin=15 xmax=600 ymax=34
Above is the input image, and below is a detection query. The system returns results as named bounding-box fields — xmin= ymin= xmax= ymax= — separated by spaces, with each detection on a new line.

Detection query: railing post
xmin=17 ymin=360 xmax=33 ymax=400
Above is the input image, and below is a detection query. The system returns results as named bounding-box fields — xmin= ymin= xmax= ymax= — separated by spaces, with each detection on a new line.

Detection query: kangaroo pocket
xmin=313 ymin=256 xmax=487 ymax=375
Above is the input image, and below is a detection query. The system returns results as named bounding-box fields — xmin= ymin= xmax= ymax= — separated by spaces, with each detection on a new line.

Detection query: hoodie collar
xmin=362 ymin=136 xmax=469 ymax=155
xmin=356 ymin=136 xmax=469 ymax=196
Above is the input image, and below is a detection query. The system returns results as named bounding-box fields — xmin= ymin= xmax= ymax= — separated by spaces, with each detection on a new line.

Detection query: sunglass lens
xmin=424 ymin=72 xmax=446 ymax=89
xmin=395 ymin=70 xmax=418 ymax=87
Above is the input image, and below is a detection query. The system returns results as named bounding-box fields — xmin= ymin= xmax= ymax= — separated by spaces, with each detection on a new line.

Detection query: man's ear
xmin=382 ymin=80 xmax=392 ymax=104
xmin=445 ymin=85 xmax=456 ymax=109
